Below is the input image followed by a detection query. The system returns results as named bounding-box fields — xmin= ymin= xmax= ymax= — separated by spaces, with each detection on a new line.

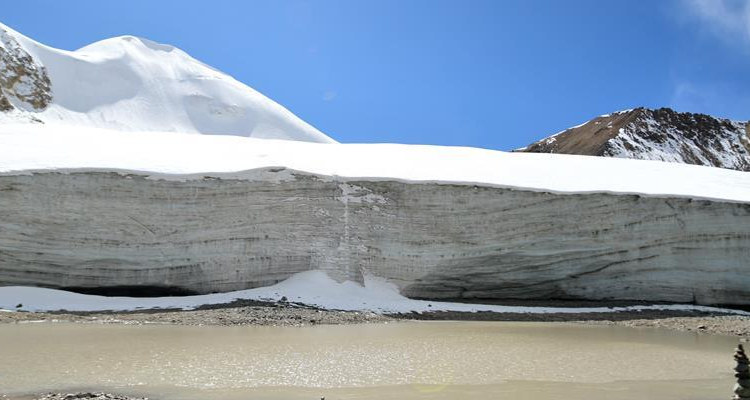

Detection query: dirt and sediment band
xmin=2 ymin=299 xmax=749 ymax=338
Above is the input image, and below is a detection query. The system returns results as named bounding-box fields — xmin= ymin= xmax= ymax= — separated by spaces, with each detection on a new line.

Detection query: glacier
xmin=1 ymin=125 xmax=750 ymax=306
xmin=1 ymin=21 xmax=750 ymax=307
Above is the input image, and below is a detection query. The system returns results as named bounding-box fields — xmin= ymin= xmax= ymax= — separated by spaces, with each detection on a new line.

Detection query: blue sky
xmin=3 ymin=0 xmax=749 ymax=149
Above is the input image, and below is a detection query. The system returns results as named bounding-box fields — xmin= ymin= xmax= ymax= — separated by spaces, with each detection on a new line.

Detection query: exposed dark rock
xmin=0 ymin=27 xmax=52 ymax=112
xmin=519 ymin=107 xmax=750 ymax=171
xmin=0 ymin=92 xmax=12 ymax=111
xmin=735 ymin=344 xmax=750 ymax=399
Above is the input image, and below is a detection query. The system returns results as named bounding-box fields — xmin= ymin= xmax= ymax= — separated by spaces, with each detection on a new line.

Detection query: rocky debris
xmin=519 ymin=107 xmax=750 ymax=171
xmin=0 ymin=302 xmax=393 ymax=327
xmin=4 ymin=299 xmax=750 ymax=338
xmin=0 ymin=28 xmax=52 ymax=111
xmin=36 ymin=393 xmax=146 ymax=400
xmin=400 ymin=309 xmax=750 ymax=335
xmin=578 ymin=315 xmax=750 ymax=339
xmin=0 ymin=92 xmax=12 ymax=111
xmin=734 ymin=344 xmax=750 ymax=399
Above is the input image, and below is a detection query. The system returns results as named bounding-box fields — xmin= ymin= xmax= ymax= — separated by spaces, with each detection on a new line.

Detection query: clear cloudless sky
xmin=2 ymin=0 xmax=749 ymax=149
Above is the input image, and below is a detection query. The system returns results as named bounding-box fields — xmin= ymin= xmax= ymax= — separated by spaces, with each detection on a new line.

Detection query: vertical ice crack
xmin=335 ymin=182 xmax=364 ymax=285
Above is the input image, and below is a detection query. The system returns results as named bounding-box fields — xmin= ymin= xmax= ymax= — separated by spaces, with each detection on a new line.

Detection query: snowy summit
xmin=0 ymin=21 xmax=335 ymax=143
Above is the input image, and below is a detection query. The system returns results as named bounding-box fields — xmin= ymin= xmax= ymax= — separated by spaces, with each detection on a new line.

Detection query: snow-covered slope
xmin=1 ymin=123 xmax=749 ymax=203
xmin=3 ymin=270 xmax=749 ymax=315
xmin=0 ymin=124 xmax=750 ymax=202
xmin=519 ymin=108 xmax=750 ymax=171
xmin=0 ymin=21 xmax=334 ymax=143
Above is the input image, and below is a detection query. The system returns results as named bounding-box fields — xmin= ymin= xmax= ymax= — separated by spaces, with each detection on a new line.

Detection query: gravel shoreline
xmin=0 ymin=300 xmax=392 ymax=327
xmin=581 ymin=315 xmax=750 ymax=337
xmin=398 ymin=309 xmax=750 ymax=339
xmin=1 ymin=392 xmax=148 ymax=400
xmin=1 ymin=299 xmax=749 ymax=338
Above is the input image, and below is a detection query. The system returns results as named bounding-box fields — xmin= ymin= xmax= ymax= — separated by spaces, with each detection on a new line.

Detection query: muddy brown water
xmin=0 ymin=321 xmax=738 ymax=400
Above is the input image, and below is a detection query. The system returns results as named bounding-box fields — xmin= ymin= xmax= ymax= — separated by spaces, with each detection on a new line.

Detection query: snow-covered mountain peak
xmin=75 ymin=35 xmax=179 ymax=57
xmin=0 ymin=21 xmax=335 ymax=143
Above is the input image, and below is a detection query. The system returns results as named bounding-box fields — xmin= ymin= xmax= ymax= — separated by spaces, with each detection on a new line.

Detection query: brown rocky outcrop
xmin=519 ymin=108 xmax=750 ymax=171
xmin=0 ymin=27 xmax=52 ymax=111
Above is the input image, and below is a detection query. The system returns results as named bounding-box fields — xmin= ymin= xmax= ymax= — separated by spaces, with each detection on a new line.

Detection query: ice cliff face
xmin=520 ymin=108 xmax=750 ymax=171
xmin=1 ymin=169 xmax=749 ymax=306
xmin=0 ymin=21 xmax=334 ymax=143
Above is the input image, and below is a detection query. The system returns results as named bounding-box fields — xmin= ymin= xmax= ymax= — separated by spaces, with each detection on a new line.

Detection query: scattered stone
xmin=0 ymin=301 xmax=393 ymax=327
xmin=1 ymin=300 xmax=749 ymax=336
xmin=36 ymin=392 xmax=146 ymax=400
xmin=574 ymin=315 xmax=750 ymax=338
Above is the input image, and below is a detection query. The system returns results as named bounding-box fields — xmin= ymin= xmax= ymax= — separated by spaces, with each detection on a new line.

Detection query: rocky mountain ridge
xmin=519 ymin=107 xmax=750 ymax=171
